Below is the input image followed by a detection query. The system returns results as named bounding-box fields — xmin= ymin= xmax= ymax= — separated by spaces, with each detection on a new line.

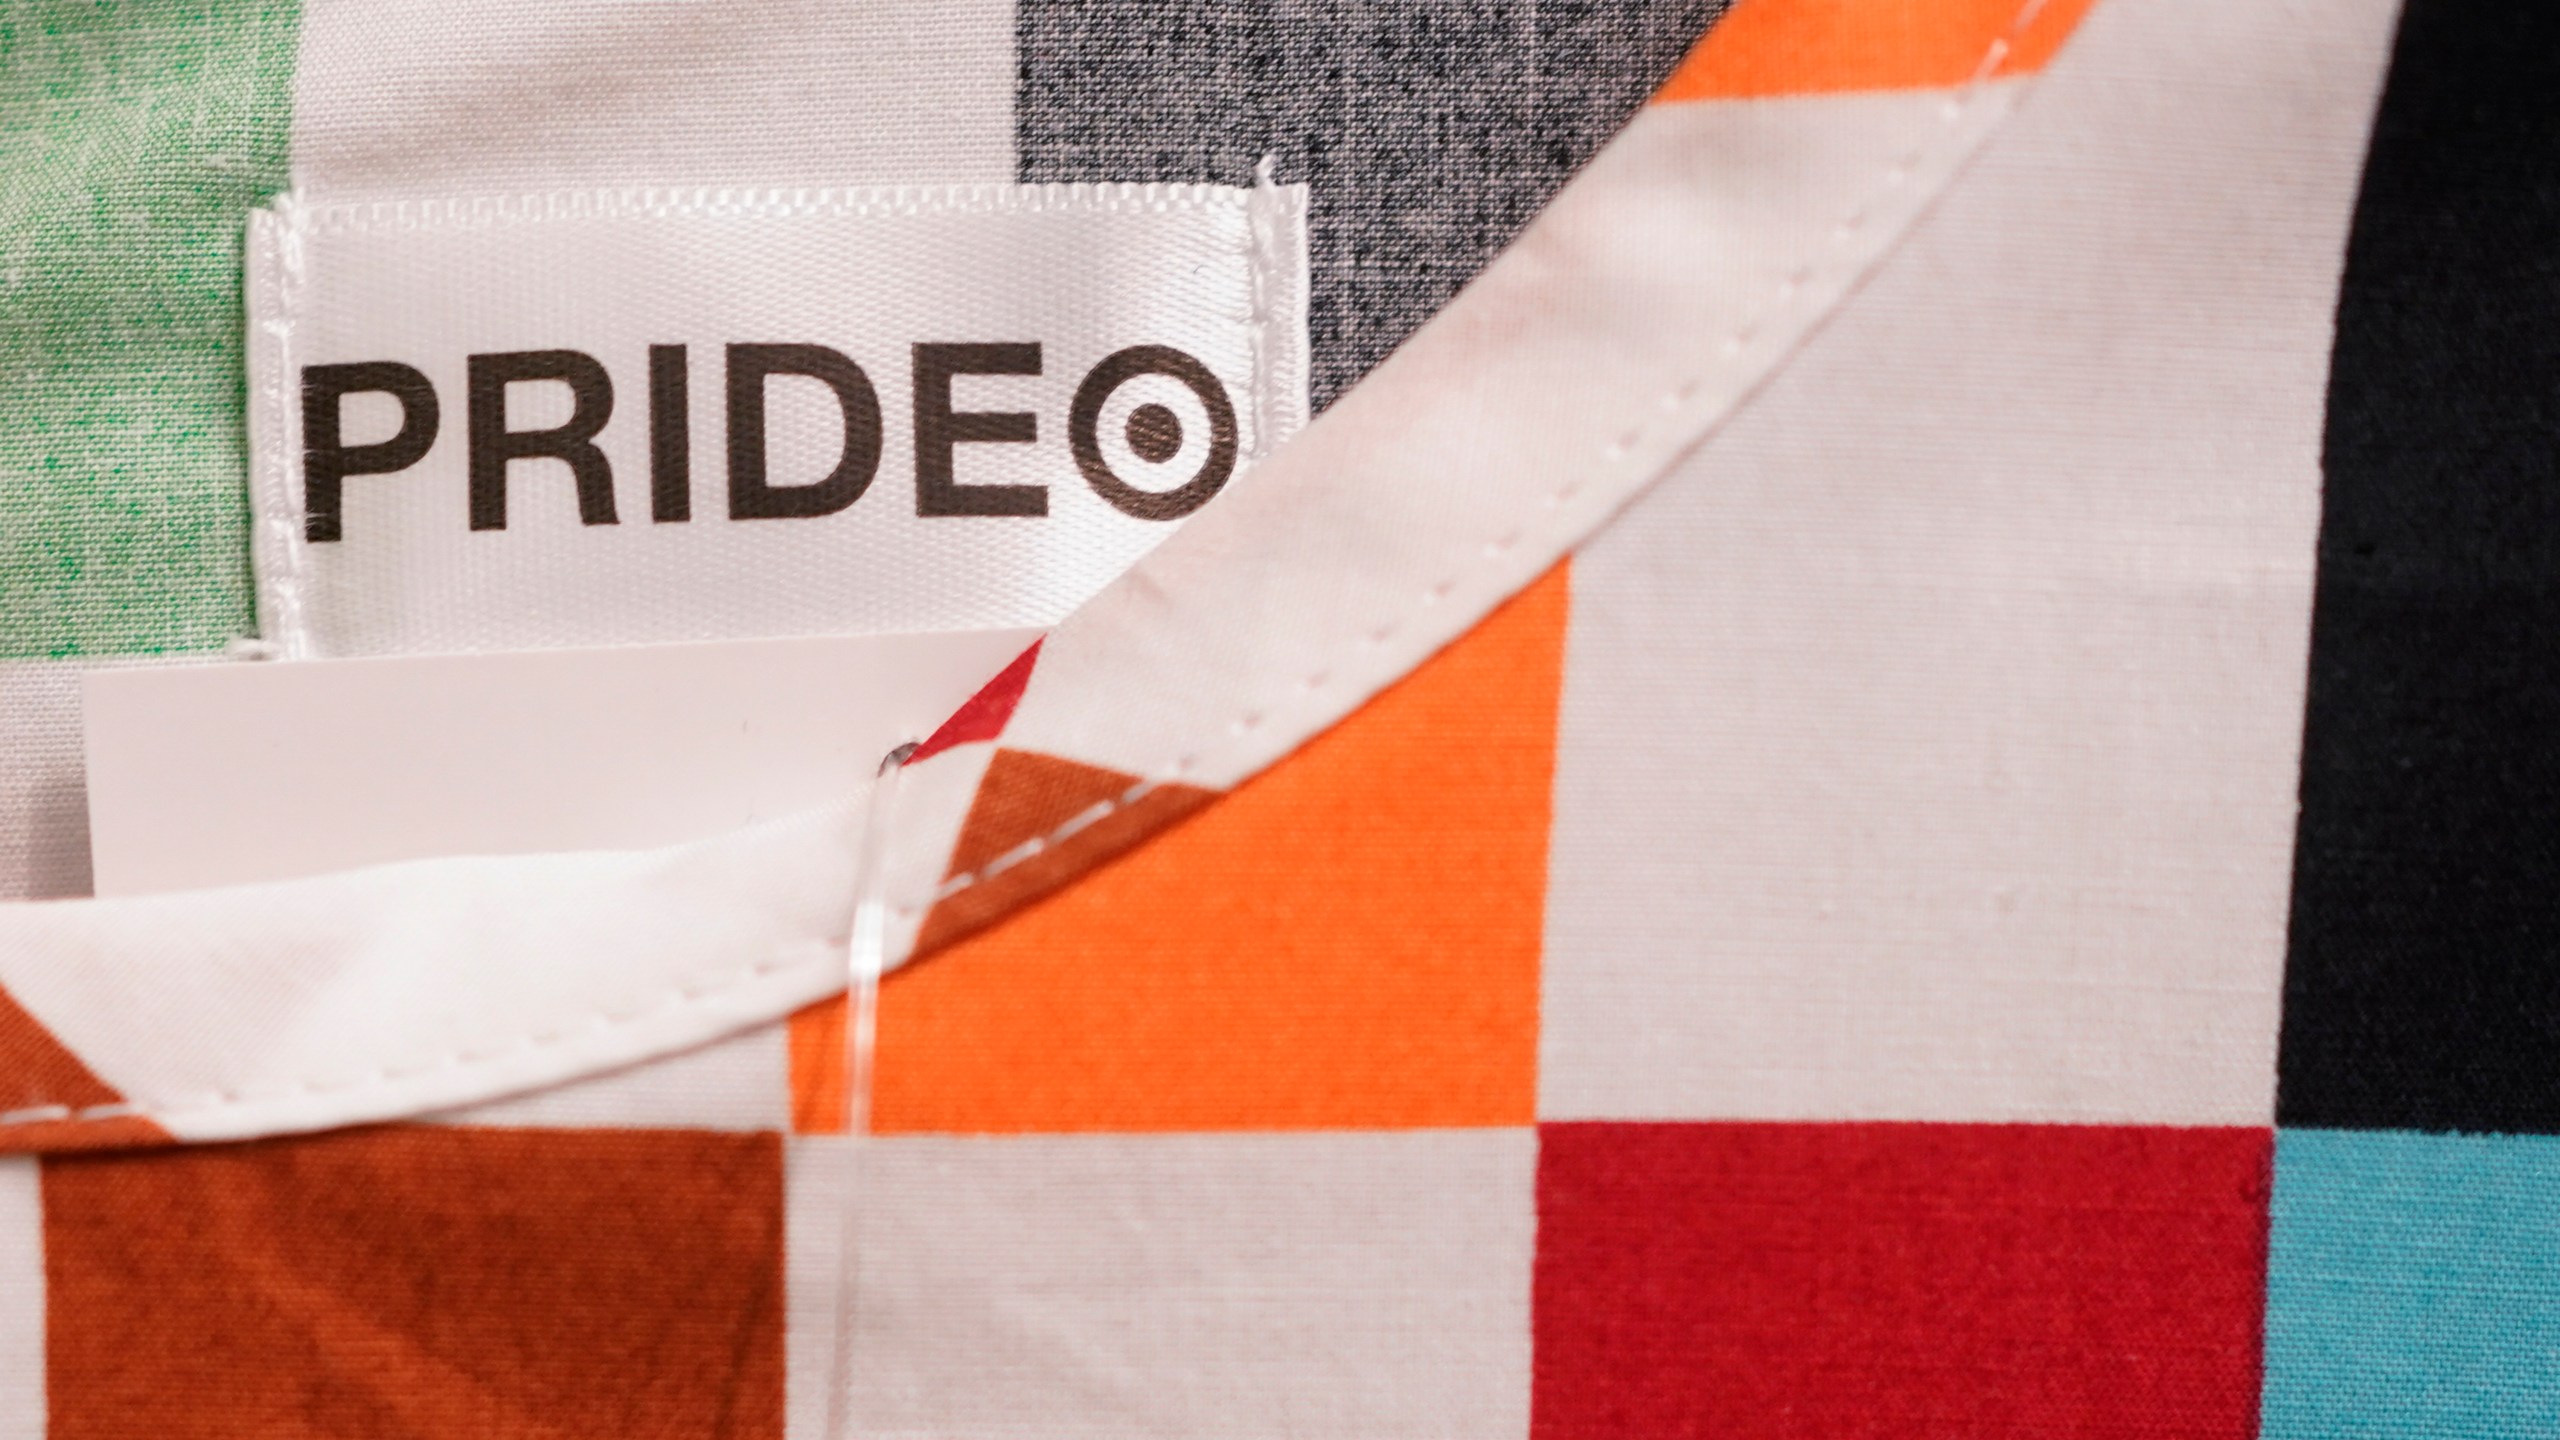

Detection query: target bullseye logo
xmin=1069 ymin=344 xmax=1238 ymax=523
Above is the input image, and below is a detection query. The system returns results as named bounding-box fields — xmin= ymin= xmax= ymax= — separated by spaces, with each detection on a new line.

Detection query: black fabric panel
xmin=2279 ymin=0 xmax=2560 ymax=1132
xmin=1017 ymin=0 xmax=1719 ymax=411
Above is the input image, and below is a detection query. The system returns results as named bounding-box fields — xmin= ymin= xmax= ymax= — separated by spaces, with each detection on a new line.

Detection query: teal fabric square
xmin=2264 ymin=1128 xmax=2560 ymax=1437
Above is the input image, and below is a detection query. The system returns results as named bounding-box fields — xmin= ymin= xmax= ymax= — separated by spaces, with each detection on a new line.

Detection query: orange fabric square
xmin=856 ymin=563 xmax=1570 ymax=1134
xmin=41 ymin=1126 xmax=785 ymax=1439
xmin=1653 ymin=0 xmax=2100 ymax=101
xmin=790 ymin=992 xmax=855 ymax=1135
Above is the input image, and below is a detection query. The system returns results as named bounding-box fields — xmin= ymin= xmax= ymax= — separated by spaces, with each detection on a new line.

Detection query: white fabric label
xmin=245 ymin=184 xmax=1309 ymax=658
xmin=82 ymin=630 xmax=1037 ymax=895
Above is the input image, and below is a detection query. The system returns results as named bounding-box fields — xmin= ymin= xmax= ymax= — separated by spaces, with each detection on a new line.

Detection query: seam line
xmin=3 ymin=946 xmax=839 ymax=1130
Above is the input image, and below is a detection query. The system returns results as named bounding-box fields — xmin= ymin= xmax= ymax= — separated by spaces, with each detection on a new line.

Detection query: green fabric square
xmin=1 ymin=0 xmax=298 ymax=658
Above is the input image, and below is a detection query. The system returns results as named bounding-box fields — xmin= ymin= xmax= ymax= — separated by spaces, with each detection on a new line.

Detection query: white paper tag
xmin=81 ymin=630 xmax=1037 ymax=895
xmin=246 ymin=183 xmax=1309 ymax=658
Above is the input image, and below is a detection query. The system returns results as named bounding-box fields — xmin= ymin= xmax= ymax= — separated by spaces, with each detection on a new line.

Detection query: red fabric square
xmin=1532 ymin=1121 xmax=2270 ymax=1439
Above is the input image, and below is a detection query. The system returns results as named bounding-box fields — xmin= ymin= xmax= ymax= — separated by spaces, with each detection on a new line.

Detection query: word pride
xmin=300 ymin=341 xmax=1239 ymax=541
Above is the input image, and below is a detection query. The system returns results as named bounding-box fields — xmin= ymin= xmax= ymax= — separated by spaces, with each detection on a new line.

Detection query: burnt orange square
xmin=41 ymin=1126 xmax=784 ymax=1439
xmin=861 ymin=563 xmax=1570 ymax=1134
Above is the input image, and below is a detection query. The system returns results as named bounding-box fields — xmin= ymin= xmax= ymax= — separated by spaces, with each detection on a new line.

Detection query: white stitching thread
xmin=0 ymin=1102 xmax=138 ymax=1127
xmin=9 ymin=6 xmax=2045 ymax=1137
xmin=5 ymin=947 xmax=840 ymax=1128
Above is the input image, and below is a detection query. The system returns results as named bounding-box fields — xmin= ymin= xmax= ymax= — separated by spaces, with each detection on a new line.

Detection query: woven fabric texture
xmin=0 ymin=0 xmax=295 ymax=660
xmin=7 ymin=0 xmax=2560 ymax=1436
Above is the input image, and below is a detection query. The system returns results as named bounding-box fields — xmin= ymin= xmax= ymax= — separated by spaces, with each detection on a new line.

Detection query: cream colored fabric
xmin=1540 ymin=0 xmax=2399 ymax=1125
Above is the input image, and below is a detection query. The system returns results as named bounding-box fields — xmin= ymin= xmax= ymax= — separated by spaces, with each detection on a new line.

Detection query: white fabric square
xmin=0 ymin=1157 xmax=40 ymax=1440
xmin=1539 ymin=0 xmax=2400 ymax=1125
xmin=787 ymin=1130 xmax=1536 ymax=1439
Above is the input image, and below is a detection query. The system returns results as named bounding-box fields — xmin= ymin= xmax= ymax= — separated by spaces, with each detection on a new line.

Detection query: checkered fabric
xmin=6 ymin=0 xmax=2559 ymax=1434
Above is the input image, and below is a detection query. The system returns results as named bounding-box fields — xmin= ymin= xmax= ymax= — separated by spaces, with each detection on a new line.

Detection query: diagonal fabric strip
xmin=0 ymin=801 xmax=864 ymax=1151
xmin=867 ymin=0 xmax=2100 ymax=975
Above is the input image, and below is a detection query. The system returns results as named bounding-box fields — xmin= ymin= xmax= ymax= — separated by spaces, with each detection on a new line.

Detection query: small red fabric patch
xmin=908 ymin=638 xmax=1043 ymax=762
xmin=1531 ymin=1121 xmax=2270 ymax=1440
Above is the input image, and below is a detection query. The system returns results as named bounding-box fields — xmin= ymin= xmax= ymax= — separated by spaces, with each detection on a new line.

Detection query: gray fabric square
xmin=1019 ymin=0 xmax=1718 ymax=408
